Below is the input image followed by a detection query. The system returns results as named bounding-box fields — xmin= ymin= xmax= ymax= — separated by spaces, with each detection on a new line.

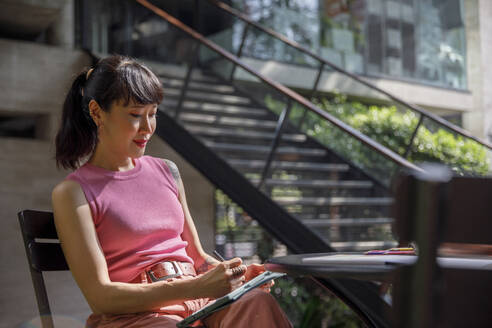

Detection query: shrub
xmin=310 ymin=95 xmax=490 ymax=176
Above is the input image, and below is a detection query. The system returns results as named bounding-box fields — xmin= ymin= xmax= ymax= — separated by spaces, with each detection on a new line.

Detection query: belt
xmin=130 ymin=261 xmax=196 ymax=283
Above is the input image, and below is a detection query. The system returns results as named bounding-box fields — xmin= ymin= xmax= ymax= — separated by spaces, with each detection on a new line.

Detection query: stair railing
xmin=136 ymin=0 xmax=422 ymax=189
xmin=204 ymin=0 xmax=492 ymax=156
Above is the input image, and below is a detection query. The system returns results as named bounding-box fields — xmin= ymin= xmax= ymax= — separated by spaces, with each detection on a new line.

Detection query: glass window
xmin=232 ymin=0 xmax=467 ymax=89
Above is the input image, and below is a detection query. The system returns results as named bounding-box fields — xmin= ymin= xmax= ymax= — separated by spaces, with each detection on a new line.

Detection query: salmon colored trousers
xmin=86 ymin=276 xmax=293 ymax=328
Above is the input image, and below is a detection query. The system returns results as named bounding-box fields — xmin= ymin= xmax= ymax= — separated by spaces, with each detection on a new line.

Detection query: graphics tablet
xmin=176 ymin=271 xmax=285 ymax=328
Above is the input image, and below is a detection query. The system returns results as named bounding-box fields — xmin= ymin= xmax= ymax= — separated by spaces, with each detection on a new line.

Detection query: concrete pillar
xmin=463 ymin=0 xmax=492 ymax=141
xmin=47 ymin=0 xmax=74 ymax=49
xmin=478 ymin=0 xmax=492 ymax=141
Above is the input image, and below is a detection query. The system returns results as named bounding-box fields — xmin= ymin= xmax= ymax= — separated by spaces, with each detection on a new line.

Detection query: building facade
xmin=222 ymin=0 xmax=491 ymax=138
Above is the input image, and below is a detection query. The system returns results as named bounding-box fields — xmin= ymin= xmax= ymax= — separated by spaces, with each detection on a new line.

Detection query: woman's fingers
xmin=230 ymin=265 xmax=247 ymax=278
xmin=220 ymin=258 xmax=246 ymax=277
xmin=225 ymin=257 xmax=243 ymax=268
xmin=230 ymin=275 xmax=246 ymax=289
xmin=217 ymin=258 xmax=247 ymax=291
xmin=245 ymin=263 xmax=266 ymax=281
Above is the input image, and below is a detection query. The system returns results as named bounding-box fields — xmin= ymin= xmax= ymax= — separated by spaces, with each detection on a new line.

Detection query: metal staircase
xmin=157 ymin=66 xmax=395 ymax=251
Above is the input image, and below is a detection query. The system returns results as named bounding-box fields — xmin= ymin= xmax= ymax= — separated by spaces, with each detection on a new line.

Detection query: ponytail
xmin=55 ymin=68 xmax=97 ymax=170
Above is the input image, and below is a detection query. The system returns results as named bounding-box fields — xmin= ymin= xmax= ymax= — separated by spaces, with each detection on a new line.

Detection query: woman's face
xmin=98 ymin=100 xmax=158 ymax=159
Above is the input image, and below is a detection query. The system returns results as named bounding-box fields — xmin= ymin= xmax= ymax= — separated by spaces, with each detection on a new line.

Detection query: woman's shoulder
xmin=52 ymin=179 xmax=85 ymax=204
xmin=143 ymin=156 xmax=181 ymax=187
xmin=143 ymin=156 xmax=179 ymax=171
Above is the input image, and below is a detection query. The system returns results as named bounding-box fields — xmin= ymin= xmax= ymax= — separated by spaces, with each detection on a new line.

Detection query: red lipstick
xmin=133 ymin=139 xmax=148 ymax=148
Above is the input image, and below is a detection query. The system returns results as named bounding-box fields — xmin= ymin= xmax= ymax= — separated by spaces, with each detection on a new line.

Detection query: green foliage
xmin=265 ymin=92 xmax=490 ymax=184
xmin=312 ymin=95 xmax=490 ymax=176
xmin=272 ymin=277 xmax=364 ymax=328
xmin=265 ymin=94 xmax=398 ymax=185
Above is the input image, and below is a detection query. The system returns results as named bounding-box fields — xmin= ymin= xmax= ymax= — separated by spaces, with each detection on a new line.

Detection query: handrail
xmin=135 ymin=0 xmax=423 ymax=175
xmin=205 ymin=0 xmax=492 ymax=151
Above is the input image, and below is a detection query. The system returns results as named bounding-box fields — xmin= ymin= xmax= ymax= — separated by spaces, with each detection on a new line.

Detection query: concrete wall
xmin=0 ymin=0 xmax=67 ymax=39
xmin=463 ymin=0 xmax=492 ymax=141
xmin=0 ymin=38 xmax=90 ymax=141
xmin=0 ymin=138 xmax=90 ymax=328
xmin=0 ymin=38 xmax=92 ymax=328
xmin=0 ymin=38 xmax=88 ymax=115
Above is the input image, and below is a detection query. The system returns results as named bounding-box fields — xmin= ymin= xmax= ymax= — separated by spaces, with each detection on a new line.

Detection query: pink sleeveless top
xmin=66 ymin=156 xmax=194 ymax=282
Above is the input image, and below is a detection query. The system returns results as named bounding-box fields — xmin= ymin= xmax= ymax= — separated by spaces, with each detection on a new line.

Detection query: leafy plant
xmin=271 ymin=276 xmax=364 ymax=327
xmin=312 ymin=94 xmax=490 ymax=176
xmin=265 ymin=93 xmax=490 ymax=180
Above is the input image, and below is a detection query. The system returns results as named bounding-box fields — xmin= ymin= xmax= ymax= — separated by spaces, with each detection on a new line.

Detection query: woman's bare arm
xmin=163 ymin=159 xmax=224 ymax=273
xmin=52 ymin=179 xmax=238 ymax=315
xmin=164 ymin=160 xmax=272 ymax=289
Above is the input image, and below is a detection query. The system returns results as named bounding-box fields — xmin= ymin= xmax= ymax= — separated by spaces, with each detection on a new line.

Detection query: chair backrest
xmin=391 ymin=165 xmax=492 ymax=328
xmin=18 ymin=209 xmax=69 ymax=328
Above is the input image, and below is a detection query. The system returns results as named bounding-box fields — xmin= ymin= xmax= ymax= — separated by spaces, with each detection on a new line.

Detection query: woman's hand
xmin=245 ymin=263 xmax=274 ymax=292
xmin=194 ymin=257 xmax=247 ymax=299
xmin=194 ymin=255 xmax=221 ymax=274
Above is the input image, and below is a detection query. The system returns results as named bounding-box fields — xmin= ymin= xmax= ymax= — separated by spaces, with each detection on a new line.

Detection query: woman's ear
xmin=88 ymin=99 xmax=103 ymax=127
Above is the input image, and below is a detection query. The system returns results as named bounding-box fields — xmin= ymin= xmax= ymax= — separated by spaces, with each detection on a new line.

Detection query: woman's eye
xmin=130 ymin=112 xmax=157 ymax=118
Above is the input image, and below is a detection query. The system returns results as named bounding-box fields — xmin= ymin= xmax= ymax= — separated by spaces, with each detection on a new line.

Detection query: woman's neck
xmin=88 ymin=145 xmax=135 ymax=172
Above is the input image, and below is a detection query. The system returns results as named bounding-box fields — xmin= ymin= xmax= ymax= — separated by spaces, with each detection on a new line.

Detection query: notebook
xmin=177 ymin=271 xmax=285 ymax=328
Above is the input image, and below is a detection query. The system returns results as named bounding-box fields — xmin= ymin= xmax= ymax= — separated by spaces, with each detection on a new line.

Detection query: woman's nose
xmin=140 ymin=116 xmax=154 ymax=132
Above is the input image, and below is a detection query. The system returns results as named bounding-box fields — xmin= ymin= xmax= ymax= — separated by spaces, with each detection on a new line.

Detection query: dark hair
xmin=55 ymin=55 xmax=164 ymax=170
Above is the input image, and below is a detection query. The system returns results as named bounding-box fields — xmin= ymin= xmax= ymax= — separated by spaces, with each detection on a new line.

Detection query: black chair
xmin=391 ymin=165 xmax=492 ymax=328
xmin=18 ymin=210 xmax=68 ymax=328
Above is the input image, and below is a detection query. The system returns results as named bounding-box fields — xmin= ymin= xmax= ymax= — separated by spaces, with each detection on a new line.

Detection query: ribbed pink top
xmin=66 ymin=156 xmax=193 ymax=282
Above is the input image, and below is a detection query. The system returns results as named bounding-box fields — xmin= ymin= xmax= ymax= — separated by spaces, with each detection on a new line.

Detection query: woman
xmin=52 ymin=55 xmax=292 ymax=328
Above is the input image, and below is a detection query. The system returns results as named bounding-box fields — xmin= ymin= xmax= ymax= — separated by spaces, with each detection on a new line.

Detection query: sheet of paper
xmin=302 ymin=254 xmax=417 ymax=265
xmin=302 ymin=254 xmax=492 ymax=268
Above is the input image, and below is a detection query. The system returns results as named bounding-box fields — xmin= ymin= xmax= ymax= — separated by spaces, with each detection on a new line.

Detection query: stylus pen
xmin=213 ymin=250 xmax=226 ymax=262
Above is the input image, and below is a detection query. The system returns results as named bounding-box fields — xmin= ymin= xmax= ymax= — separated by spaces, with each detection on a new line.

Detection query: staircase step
xmin=253 ymin=178 xmax=373 ymax=189
xmin=228 ymin=159 xmax=350 ymax=172
xmin=298 ymin=213 xmax=383 ymax=220
xmin=203 ymin=141 xmax=327 ymax=157
xmin=157 ymin=70 xmax=221 ymax=84
xmin=151 ymin=64 xmax=396 ymax=255
xmin=160 ymin=77 xmax=236 ymax=94
xmin=185 ymin=125 xmax=306 ymax=143
xmin=161 ymin=100 xmax=269 ymax=118
xmin=301 ymin=217 xmax=392 ymax=227
xmin=178 ymin=113 xmax=278 ymax=129
xmin=273 ymin=196 xmax=393 ymax=206
xmin=163 ymin=88 xmax=252 ymax=105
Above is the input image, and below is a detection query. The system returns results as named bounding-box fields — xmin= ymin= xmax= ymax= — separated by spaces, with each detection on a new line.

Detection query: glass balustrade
xmin=227 ymin=0 xmax=467 ymax=90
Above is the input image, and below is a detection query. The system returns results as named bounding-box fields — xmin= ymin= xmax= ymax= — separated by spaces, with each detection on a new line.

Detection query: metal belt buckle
xmin=147 ymin=261 xmax=183 ymax=282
